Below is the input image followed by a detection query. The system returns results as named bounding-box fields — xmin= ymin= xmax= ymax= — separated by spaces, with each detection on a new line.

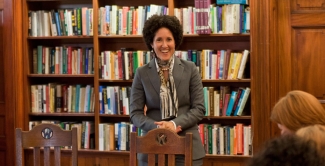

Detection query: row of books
xmin=175 ymin=4 xmax=249 ymax=35
xmin=99 ymin=48 xmax=249 ymax=80
xmin=199 ymin=123 xmax=252 ymax=155
xmin=29 ymin=8 xmax=94 ymax=37
xmin=204 ymin=86 xmax=250 ymax=116
xmin=200 ymin=49 xmax=249 ymax=80
xmin=28 ymin=3 xmax=250 ymax=37
xmin=98 ymin=4 xmax=168 ymax=36
xmin=33 ymin=46 xmax=94 ymax=74
xmin=99 ymin=50 xmax=153 ymax=80
xmin=29 ymin=120 xmax=95 ymax=149
xmin=30 ymin=84 xmax=95 ymax=113
xmin=194 ymin=0 xmax=249 ymax=34
xmin=99 ymin=86 xmax=131 ymax=115
xmin=98 ymin=122 xmax=138 ymax=151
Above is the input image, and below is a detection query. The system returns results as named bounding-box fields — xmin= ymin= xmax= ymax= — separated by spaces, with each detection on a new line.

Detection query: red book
xmin=67 ymin=46 xmax=72 ymax=74
xmin=236 ymin=123 xmax=244 ymax=154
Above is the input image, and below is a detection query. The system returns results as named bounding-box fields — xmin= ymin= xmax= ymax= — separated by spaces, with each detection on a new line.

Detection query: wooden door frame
xmin=3 ymin=0 xmax=24 ymax=165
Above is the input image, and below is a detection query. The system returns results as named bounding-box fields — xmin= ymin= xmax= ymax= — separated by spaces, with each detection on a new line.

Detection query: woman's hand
xmin=155 ymin=121 xmax=182 ymax=133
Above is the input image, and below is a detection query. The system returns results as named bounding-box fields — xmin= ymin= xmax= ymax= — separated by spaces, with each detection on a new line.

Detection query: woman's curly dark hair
xmin=247 ymin=135 xmax=325 ymax=166
xmin=142 ymin=15 xmax=183 ymax=51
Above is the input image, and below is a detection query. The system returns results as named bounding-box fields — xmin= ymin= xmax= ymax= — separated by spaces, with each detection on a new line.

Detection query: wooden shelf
xmin=28 ymin=74 xmax=94 ymax=77
xmin=29 ymin=112 xmax=95 ymax=117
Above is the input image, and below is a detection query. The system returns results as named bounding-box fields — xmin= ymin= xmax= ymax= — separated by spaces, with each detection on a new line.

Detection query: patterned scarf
xmin=155 ymin=56 xmax=178 ymax=120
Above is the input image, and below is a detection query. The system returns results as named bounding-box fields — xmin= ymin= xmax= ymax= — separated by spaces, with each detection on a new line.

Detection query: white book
xmin=124 ymin=51 xmax=129 ymax=80
xmin=137 ymin=6 xmax=143 ymax=35
xmin=243 ymin=126 xmax=250 ymax=155
xmin=212 ymin=128 xmax=217 ymax=154
xmin=237 ymin=50 xmax=249 ymax=79
xmin=99 ymin=123 xmax=105 ymax=151
xmin=218 ymin=126 xmax=224 ymax=155
xmin=31 ymin=11 xmax=38 ymax=37
xmin=43 ymin=11 xmax=50 ymax=36
xmin=211 ymin=52 xmax=217 ymax=79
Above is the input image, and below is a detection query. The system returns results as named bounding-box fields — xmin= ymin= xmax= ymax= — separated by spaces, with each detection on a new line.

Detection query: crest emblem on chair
xmin=41 ymin=128 xmax=53 ymax=139
xmin=156 ymin=133 xmax=167 ymax=145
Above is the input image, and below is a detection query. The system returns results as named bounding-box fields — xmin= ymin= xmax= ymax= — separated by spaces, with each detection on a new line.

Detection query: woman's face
xmin=151 ymin=27 xmax=175 ymax=62
xmin=277 ymin=123 xmax=293 ymax=135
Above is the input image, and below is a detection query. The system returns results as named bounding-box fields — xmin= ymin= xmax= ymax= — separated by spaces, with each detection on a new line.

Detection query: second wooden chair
xmin=129 ymin=128 xmax=193 ymax=166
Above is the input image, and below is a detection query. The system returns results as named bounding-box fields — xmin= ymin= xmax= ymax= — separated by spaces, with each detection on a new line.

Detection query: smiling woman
xmin=130 ymin=15 xmax=205 ymax=166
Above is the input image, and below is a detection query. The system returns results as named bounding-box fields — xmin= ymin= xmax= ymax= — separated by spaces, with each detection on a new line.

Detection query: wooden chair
xmin=16 ymin=123 xmax=78 ymax=166
xmin=130 ymin=128 xmax=193 ymax=166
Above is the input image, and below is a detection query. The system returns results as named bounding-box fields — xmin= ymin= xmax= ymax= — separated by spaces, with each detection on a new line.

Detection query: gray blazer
xmin=130 ymin=57 xmax=206 ymax=161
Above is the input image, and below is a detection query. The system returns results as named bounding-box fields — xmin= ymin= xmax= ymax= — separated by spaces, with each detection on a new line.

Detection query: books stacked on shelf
xmin=99 ymin=86 xmax=131 ymax=115
xmin=175 ymin=49 xmax=249 ymax=80
xmin=30 ymin=84 xmax=95 ymax=113
xmin=99 ymin=49 xmax=153 ymax=80
xmin=203 ymin=86 xmax=250 ymax=116
xmin=98 ymin=49 xmax=249 ymax=80
xmin=178 ymin=1 xmax=249 ymax=34
xmin=28 ymin=8 xmax=94 ymax=37
xmin=28 ymin=120 xmax=94 ymax=149
xmin=98 ymin=4 xmax=168 ymax=36
xmin=32 ymin=46 xmax=94 ymax=74
xmin=98 ymin=122 xmax=139 ymax=151
xmin=199 ymin=123 xmax=252 ymax=155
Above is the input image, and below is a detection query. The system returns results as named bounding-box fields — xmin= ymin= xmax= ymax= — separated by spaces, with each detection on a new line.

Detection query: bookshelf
xmin=21 ymin=0 xmax=253 ymax=165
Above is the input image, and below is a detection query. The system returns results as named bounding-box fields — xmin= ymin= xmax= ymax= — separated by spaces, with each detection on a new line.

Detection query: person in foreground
xmin=296 ymin=124 xmax=325 ymax=157
xmin=130 ymin=15 xmax=206 ymax=166
xmin=270 ymin=90 xmax=325 ymax=135
xmin=246 ymin=135 xmax=324 ymax=166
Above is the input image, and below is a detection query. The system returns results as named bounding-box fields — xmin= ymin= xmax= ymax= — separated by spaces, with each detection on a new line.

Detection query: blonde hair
xmin=296 ymin=125 xmax=325 ymax=157
xmin=270 ymin=90 xmax=325 ymax=132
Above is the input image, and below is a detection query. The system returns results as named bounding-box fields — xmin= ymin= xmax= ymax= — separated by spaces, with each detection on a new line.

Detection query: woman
xmin=270 ymin=90 xmax=325 ymax=135
xmin=246 ymin=135 xmax=324 ymax=166
xmin=296 ymin=124 xmax=325 ymax=157
xmin=130 ymin=15 xmax=206 ymax=166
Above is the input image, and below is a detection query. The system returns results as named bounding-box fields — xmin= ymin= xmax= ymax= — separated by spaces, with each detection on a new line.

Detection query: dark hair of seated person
xmin=246 ymin=135 xmax=325 ymax=166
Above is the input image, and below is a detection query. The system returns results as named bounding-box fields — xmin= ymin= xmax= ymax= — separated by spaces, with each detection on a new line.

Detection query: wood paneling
xmin=250 ymin=0 xmax=278 ymax=152
xmin=275 ymin=0 xmax=325 ymax=136
xmin=0 ymin=152 xmax=5 ymax=166
xmin=292 ymin=29 xmax=325 ymax=98
xmin=0 ymin=0 xmax=3 ymax=9
xmin=0 ymin=9 xmax=5 ymax=166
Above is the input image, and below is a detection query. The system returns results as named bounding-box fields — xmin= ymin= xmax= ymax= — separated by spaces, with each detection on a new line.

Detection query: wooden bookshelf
xmin=2 ymin=0 xmax=279 ymax=165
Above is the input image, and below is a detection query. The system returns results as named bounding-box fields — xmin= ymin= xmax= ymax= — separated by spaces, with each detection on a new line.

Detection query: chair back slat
xmin=54 ymin=147 xmax=61 ymax=166
xmin=16 ymin=123 xmax=78 ymax=166
xmin=34 ymin=147 xmax=40 ymax=166
xmin=129 ymin=128 xmax=193 ymax=166
xmin=44 ymin=147 xmax=50 ymax=166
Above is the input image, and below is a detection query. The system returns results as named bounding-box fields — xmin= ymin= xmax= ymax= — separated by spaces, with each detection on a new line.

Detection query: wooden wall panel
xmin=292 ymin=29 xmax=325 ymax=99
xmin=275 ymin=0 xmax=325 ymax=137
xmin=0 ymin=0 xmax=3 ymax=9
xmin=0 ymin=9 xmax=5 ymax=166
xmin=0 ymin=151 xmax=5 ymax=166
